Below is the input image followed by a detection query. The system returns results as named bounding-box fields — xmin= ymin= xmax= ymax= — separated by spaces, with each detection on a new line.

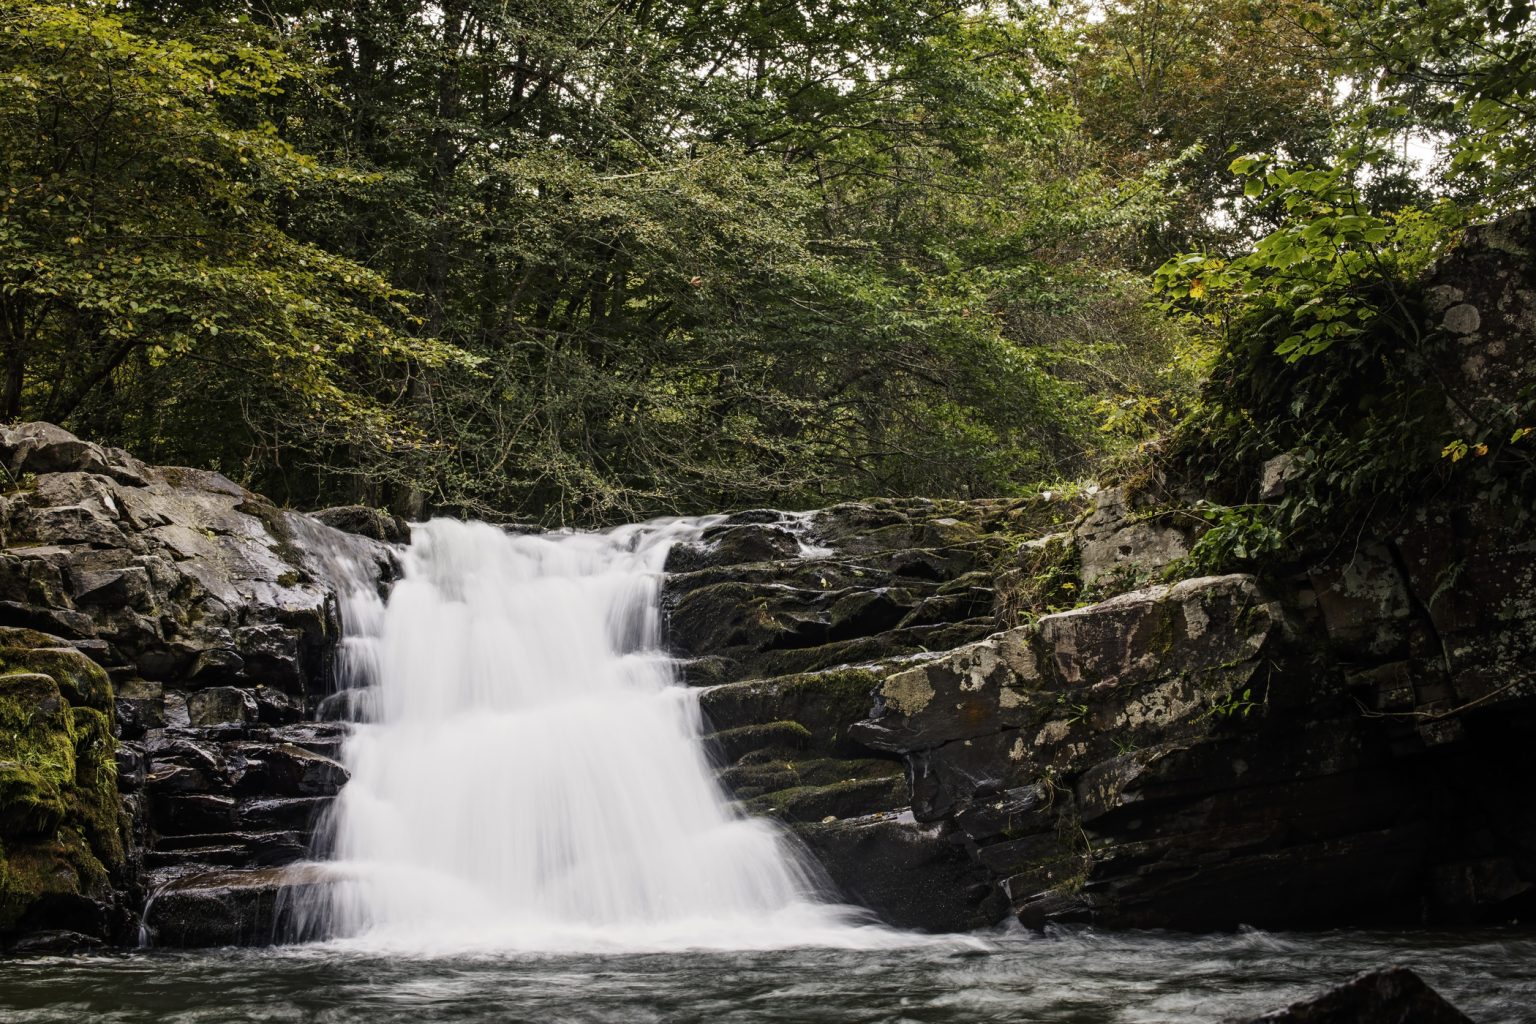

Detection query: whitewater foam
xmin=297 ymin=516 xmax=951 ymax=953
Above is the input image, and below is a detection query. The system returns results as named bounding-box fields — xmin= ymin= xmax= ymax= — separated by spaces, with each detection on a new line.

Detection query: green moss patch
xmin=0 ymin=637 xmax=121 ymax=934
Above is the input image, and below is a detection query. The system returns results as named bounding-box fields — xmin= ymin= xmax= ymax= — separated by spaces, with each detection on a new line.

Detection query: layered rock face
xmin=668 ymin=490 xmax=1536 ymax=934
xmin=666 ymin=498 xmax=1083 ymax=930
xmin=0 ymin=423 xmax=391 ymax=949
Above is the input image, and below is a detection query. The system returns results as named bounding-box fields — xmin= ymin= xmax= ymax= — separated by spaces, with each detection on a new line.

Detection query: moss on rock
xmin=744 ymin=773 xmax=909 ymax=823
xmin=0 ymin=632 xmax=122 ymax=935
xmin=0 ymin=639 xmax=113 ymax=711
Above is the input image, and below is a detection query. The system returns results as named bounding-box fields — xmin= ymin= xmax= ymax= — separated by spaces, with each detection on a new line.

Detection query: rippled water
xmin=4 ymin=927 xmax=1533 ymax=1023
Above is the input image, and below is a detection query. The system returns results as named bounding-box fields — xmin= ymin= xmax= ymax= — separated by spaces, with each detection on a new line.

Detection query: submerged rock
xmin=1229 ymin=966 xmax=1473 ymax=1024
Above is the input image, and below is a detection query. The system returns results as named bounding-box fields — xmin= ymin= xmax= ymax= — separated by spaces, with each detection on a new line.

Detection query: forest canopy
xmin=2 ymin=0 xmax=1532 ymax=523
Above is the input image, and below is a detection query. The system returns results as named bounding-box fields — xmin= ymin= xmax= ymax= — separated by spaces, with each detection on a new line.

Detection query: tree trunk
xmin=1 ymin=296 xmax=27 ymax=421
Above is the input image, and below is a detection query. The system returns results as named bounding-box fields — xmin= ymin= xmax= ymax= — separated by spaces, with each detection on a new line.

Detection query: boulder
xmin=311 ymin=506 xmax=411 ymax=545
xmin=140 ymin=865 xmax=333 ymax=946
xmin=0 ymin=631 xmax=125 ymax=948
xmin=1073 ymin=487 xmax=1194 ymax=591
xmin=799 ymin=813 xmax=1000 ymax=932
xmin=1228 ymin=966 xmax=1473 ymax=1024
xmin=187 ymin=687 xmax=258 ymax=729
xmin=0 ymin=422 xmax=393 ymax=693
xmin=836 ymin=561 xmax=1536 ymax=931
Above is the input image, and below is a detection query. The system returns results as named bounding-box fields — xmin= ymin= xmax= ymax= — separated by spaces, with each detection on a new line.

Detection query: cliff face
xmin=0 ymin=423 xmax=392 ymax=949
xmin=659 ymin=488 xmax=1532 ymax=932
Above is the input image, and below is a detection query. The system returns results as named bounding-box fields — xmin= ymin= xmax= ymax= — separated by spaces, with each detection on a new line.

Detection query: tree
xmin=227 ymin=0 xmax=1162 ymax=519
xmin=1323 ymin=0 xmax=1536 ymax=211
xmin=0 ymin=0 xmax=467 ymax=475
xmin=1064 ymin=0 xmax=1338 ymax=261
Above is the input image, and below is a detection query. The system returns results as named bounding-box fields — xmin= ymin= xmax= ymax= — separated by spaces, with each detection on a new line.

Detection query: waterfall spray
xmin=297 ymin=517 xmax=901 ymax=952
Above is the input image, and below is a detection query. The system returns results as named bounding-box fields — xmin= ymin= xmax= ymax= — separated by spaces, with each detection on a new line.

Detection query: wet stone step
xmin=144 ymin=845 xmax=255 ymax=869
xmin=152 ymin=794 xmax=238 ymax=835
xmin=237 ymin=796 xmax=334 ymax=832
xmin=224 ymin=743 xmax=350 ymax=797
xmin=152 ymin=830 xmax=311 ymax=866
xmin=263 ymin=722 xmax=352 ymax=760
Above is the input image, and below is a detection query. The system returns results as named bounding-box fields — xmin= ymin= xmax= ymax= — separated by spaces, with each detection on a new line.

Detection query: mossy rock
xmin=0 ymin=637 xmax=113 ymax=711
xmin=743 ymin=773 xmax=909 ymax=823
xmin=704 ymin=721 xmax=811 ymax=762
xmin=701 ymin=666 xmax=887 ymax=754
xmin=0 ymin=632 xmax=121 ymax=937
xmin=722 ymin=754 xmax=903 ymax=798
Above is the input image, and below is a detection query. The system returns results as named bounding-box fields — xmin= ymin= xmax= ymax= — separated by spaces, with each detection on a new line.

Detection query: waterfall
xmin=301 ymin=517 xmax=896 ymax=952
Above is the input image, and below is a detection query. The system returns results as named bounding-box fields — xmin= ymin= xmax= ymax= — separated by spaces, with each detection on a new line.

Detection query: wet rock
xmin=4 ymin=928 xmax=107 ymax=954
xmin=701 ymin=666 xmax=886 ymax=755
xmin=73 ymin=566 xmax=152 ymax=609
xmin=115 ymin=743 xmax=147 ymax=792
xmin=745 ymin=773 xmax=908 ymax=823
xmin=265 ymin=722 xmax=351 ymax=761
xmin=162 ymin=691 xmax=192 ymax=729
xmin=188 ymin=648 xmax=245 ymax=683
xmin=0 ymin=422 xmax=391 ymax=694
xmin=235 ymin=625 xmax=305 ymax=693
xmin=114 ymin=678 xmax=165 ymax=739
xmin=187 ymin=687 xmax=258 ymax=729
xmin=665 ymin=521 xmax=803 ymax=572
xmin=0 ymin=601 xmax=95 ymax=640
xmin=228 ymin=743 xmax=349 ymax=797
xmin=237 ymin=796 xmax=333 ymax=831
xmin=799 ymin=813 xmax=999 ymax=932
xmin=252 ymin=686 xmax=304 ymax=725
xmin=317 ymin=687 xmax=376 ymax=722
xmin=0 ymin=426 xmax=401 ymax=949
xmin=312 ymin=505 xmax=411 ymax=545
xmin=152 ymin=830 xmax=310 ymax=868
xmin=152 ymin=794 xmax=239 ymax=835
xmin=141 ymin=865 xmax=332 ymax=947
xmin=1228 ymin=966 xmax=1473 ymax=1024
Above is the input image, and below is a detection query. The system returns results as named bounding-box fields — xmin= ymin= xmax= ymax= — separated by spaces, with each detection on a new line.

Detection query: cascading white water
xmin=306 ymin=516 xmax=906 ymax=952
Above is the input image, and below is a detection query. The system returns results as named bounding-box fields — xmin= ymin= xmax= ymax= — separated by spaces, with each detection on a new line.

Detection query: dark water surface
xmin=3 ymin=927 xmax=1533 ymax=1023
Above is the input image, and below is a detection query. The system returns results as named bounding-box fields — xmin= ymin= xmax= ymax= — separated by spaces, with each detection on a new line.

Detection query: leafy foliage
xmin=0 ymin=0 xmax=471 ymax=473
xmin=2 ymin=0 xmax=1533 ymax=527
xmin=1323 ymin=0 xmax=1536 ymax=211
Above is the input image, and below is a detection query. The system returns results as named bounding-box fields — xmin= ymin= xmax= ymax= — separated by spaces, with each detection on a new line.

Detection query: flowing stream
xmin=298 ymin=516 xmax=899 ymax=952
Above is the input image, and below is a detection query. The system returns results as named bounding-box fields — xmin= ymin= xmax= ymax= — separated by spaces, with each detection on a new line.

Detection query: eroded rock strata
xmin=664 ymin=486 xmax=1536 ymax=933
